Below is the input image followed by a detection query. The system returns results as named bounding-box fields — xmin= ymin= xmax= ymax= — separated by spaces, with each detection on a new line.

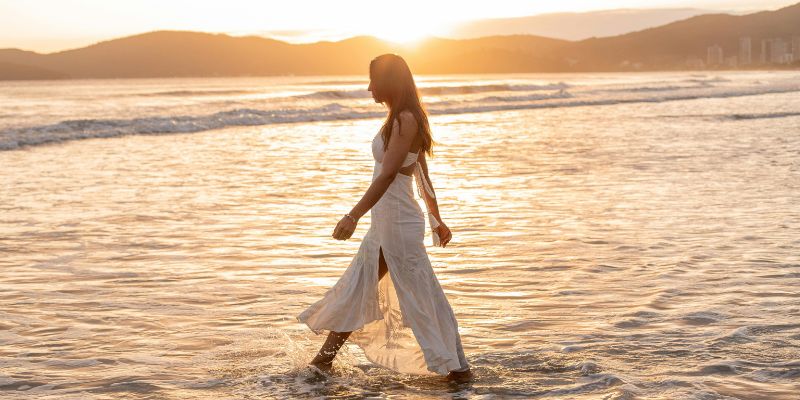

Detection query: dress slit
xmin=377 ymin=246 xmax=388 ymax=281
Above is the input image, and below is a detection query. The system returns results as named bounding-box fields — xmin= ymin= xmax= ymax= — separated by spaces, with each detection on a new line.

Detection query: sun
xmin=372 ymin=28 xmax=431 ymax=45
xmin=357 ymin=15 xmax=453 ymax=45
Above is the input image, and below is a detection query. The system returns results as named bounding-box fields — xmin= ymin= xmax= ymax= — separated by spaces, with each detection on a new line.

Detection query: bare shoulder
xmin=397 ymin=110 xmax=419 ymax=137
xmin=398 ymin=109 xmax=417 ymax=125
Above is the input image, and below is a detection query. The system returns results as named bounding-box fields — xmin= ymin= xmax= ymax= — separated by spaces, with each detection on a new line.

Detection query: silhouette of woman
xmin=297 ymin=53 xmax=472 ymax=383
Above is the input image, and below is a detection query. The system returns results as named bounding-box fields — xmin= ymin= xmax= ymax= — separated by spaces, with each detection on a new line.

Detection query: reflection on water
xmin=1 ymin=85 xmax=799 ymax=399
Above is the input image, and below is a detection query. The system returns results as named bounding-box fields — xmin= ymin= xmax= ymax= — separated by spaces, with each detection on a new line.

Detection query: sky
xmin=0 ymin=0 xmax=796 ymax=53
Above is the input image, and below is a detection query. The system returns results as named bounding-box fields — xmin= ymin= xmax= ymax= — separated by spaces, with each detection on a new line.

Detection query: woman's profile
xmin=296 ymin=53 xmax=472 ymax=383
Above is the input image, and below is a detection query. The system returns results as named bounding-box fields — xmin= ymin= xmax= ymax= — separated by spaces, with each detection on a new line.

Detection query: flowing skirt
xmin=296 ymin=168 xmax=469 ymax=375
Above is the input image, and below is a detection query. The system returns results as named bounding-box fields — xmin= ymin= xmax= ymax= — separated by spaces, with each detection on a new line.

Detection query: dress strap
xmin=413 ymin=160 xmax=442 ymax=246
xmin=414 ymin=161 xmax=436 ymax=199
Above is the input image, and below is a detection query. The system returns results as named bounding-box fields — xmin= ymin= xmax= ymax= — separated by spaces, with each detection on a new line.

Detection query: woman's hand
xmin=435 ymin=222 xmax=453 ymax=247
xmin=332 ymin=215 xmax=358 ymax=240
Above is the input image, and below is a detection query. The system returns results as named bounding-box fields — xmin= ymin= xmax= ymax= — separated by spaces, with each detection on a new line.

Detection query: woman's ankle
xmin=311 ymin=353 xmax=335 ymax=365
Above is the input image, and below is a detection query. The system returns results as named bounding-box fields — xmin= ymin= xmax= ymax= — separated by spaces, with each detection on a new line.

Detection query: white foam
xmin=3 ymin=79 xmax=798 ymax=151
xmin=293 ymin=82 xmax=571 ymax=100
xmin=0 ymin=105 xmax=381 ymax=150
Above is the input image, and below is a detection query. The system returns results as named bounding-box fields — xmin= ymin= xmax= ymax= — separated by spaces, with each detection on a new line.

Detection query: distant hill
xmin=446 ymin=8 xmax=717 ymax=41
xmin=0 ymin=3 xmax=798 ymax=79
xmin=0 ymin=31 xmax=568 ymax=79
xmin=557 ymin=2 xmax=800 ymax=70
xmin=0 ymin=32 xmax=395 ymax=78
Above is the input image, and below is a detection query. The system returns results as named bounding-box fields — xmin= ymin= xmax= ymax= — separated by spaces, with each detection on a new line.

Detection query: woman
xmin=296 ymin=53 xmax=472 ymax=383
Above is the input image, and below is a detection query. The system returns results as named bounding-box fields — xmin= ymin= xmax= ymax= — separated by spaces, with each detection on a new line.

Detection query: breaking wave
xmin=3 ymin=80 xmax=798 ymax=151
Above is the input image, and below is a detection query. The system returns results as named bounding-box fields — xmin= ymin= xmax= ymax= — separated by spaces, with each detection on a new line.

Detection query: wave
xmin=293 ymin=82 xmax=571 ymax=100
xmin=660 ymin=111 xmax=800 ymax=121
xmin=293 ymin=89 xmax=371 ymax=100
xmin=0 ymin=104 xmax=381 ymax=150
xmin=295 ymin=79 xmax=733 ymax=101
xmin=728 ymin=111 xmax=800 ymax=120
xmin=140 ymin=89 xmax=257 ymax=97
xmin=3 ymin=84 xmax=799 ymax=151
xmin=684 ymin=76 xmax=732 ymax=83
xmin=303 ymin=79 xmax=368 ymax=86
xmin=431 ymin=84 xmax=800 ymax=115
xmin=482 ymin=90 xmax=573 ymax=102
xmin=420 ymin=82 xmax=570 ymax=95
xmin=600 ymin=83 xmax=712 ymax=93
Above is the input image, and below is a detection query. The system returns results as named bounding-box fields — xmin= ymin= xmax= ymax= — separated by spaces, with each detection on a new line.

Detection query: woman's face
xmin=367 ymin=75 xmax=383 ymax=103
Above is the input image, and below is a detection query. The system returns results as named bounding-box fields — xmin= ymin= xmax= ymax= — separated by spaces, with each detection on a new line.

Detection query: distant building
xmin=707 ymin=45 xmax=723 ymax=66
xmin=725 ymin=56 xmax=738 ymax=68
xmin=739 ymin=37 xmax=752 ymax=65
xmin=761 ymin=39 xmax=773 ymax=63
xmin=762 ymin=38 xmax=791 ymax=64
xmin=772 ymin=39 xmax=790 ymax=64
xmin=793 ymin=36 xmax=800 ymax=61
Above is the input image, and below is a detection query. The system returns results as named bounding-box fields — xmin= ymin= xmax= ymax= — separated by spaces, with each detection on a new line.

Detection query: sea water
xmin=1 ymin=71 xmax=799 ymax=399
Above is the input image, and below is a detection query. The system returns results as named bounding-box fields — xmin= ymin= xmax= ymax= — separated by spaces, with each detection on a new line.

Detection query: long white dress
xmin=297 ymin=120 xmax=470 ymax=376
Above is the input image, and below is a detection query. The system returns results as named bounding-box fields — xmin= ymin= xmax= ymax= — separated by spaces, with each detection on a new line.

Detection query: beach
xmin=1 ymin=72 xmax=799 ymax=399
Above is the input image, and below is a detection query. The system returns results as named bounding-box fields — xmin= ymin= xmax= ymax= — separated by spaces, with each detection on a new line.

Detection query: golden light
xmin=7 ymin=0 xmax=767 ymax=52
xmin=373 ymin=29 xmax=432 ymax=45
xmin=352 ymin=10 xmax=459 ymax=45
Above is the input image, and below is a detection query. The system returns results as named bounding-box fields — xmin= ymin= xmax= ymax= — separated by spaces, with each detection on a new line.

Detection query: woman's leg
xmin=309 ymin=330 xmax=351 ymax=369
xmin=310 ymin=247 xmax=390 ymax=370
xmin=447 ymin=331 xmax=473 ymax=382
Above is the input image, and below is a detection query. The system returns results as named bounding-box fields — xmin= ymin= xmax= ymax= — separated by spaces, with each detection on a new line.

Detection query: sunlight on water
xmin=1 ymin=72 xmax=799 ymax=398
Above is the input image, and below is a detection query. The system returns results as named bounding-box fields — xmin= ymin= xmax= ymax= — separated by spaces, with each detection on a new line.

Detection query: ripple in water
xmin=1 ymin=72 xmax=799 ymax=399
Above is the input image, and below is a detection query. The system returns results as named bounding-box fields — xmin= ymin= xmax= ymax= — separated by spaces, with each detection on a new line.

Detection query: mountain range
xmin=445 ymin=8 xmax=718 ymax=41
xmin=1 ymin=3 xmax=798 ymax=80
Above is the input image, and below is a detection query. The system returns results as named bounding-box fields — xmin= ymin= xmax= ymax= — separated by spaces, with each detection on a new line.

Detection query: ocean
xmin=1 ymin=71 xmax=799 ymax=399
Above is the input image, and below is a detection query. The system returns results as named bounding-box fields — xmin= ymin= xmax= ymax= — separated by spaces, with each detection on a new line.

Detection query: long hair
xmin=370 ymin=54 xmax=436 ymax=157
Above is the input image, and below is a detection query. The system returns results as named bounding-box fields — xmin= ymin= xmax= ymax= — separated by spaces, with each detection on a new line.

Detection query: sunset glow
xmin=0 ymin=0 xmax=796 ymax=52
xmin=2 ymin=0 xmax=800 ymax=394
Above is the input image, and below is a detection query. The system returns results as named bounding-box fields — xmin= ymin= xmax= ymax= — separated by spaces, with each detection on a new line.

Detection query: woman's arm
xmin=332 ymin=112 xmax=416 ymax=240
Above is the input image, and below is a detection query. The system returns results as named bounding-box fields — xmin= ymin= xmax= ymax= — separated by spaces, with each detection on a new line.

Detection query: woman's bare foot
xmin=446 ymin=368 xmax=473 ymax=384
xmin=303 ymin=362 xmax=332 ymax=384
xmin=309 ymin=360 xmax=334 ymax=374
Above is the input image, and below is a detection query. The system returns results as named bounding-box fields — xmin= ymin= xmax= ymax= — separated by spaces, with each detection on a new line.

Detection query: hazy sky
xmin=0 ymin=0 xmax=796 ymax=52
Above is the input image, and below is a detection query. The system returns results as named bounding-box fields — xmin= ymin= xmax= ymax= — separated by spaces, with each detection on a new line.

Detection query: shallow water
xmin=1 ymin=73 xmax=800 ymax=399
